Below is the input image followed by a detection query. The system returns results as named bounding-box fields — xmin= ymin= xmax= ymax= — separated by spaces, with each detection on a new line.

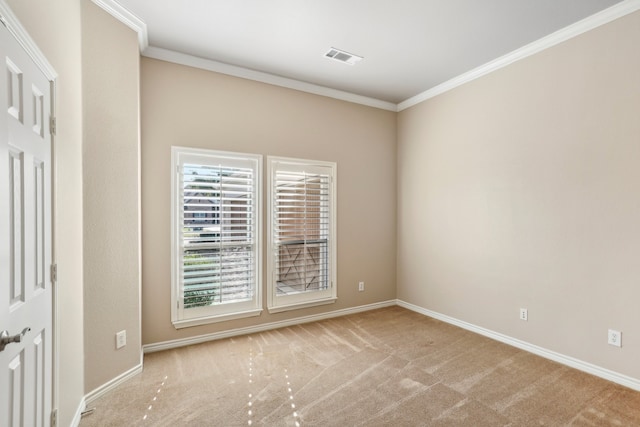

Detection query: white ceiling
xmin=113 ymin=0 xmax=623 ymax=105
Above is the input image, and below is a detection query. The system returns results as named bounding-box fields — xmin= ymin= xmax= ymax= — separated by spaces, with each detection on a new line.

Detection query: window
xmin=171 ymin=147 xmax=262 ymax=328
xmin=267 ymin=156 xmax=337 ymax=313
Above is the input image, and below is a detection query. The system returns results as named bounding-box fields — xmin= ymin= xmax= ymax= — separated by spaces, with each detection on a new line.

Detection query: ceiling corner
xmin=91 ymin=0 xmax=148 ymax=51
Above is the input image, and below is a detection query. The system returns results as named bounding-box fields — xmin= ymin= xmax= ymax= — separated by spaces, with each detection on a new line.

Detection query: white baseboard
xmin=84 ymin=362 xmax=144 ymax=406
xmin=397 ymin=299 xmax=640 ymax=392
xmin=70 ymin=397 xmax=86 ymax=427
xmin=95 ymin=299 xmax=639 ymax=409
xmin=143 ymin=300 xmax=397 ymax=353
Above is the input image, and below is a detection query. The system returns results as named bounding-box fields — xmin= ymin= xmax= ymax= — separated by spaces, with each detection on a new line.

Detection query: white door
xmin=0 ymin=19 xmax=53 ymax=427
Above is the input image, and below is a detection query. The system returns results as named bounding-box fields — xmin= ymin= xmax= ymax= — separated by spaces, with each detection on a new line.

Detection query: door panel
xmin=1 ymin=20 xmax=52 ymax=427
xmin=8 ymin=148 xmax=24 ymax=307
xmin=8 ymin=353 xmax=23 ymax=426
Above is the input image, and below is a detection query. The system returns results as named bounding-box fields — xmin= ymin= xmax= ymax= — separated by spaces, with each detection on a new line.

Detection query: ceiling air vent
xmin=324 ymin=47 xmax=363 ymax=65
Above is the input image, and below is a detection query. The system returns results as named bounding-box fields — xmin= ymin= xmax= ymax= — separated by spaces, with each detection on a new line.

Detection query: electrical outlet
xmin=519 ymin=308 xmax=528 ymax=321
xmin=608 ymin=329 xmax=621 ymax=347
xmin=358 ymin=281 xmax=365 ymax=292
xmin=116 ymin=330 xmax=127 ymax=349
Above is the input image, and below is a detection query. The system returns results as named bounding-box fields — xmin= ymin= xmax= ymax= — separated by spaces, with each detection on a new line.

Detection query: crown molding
xmin=398 ymin=0 xmax=640 ymax=111
xmin=0 ymin=0 xmax=57 ymax=80
xmin=91 ymin=0 xmax=396 ymax=111
xmin=91 ymin=0 xmax=148 ymax=51
xmin=91 ymin=0 xmax=640 ymax=113
xmin=142 ymin=46 xmax=398 ymax=111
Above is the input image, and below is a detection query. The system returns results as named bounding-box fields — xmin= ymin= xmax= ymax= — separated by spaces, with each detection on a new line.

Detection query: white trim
xmin=266 ymin=156 xmax=338 ymax=313
xmin=171 ymin=147 xmax=263 ymax=328
xmin=0 ymin=3 xmax=61 ymax=424
xmin=91 ymin=0 xmax=640 ymax=113
xmin=397 ymin=300 xmax=640 ymax=392
xmin=398 ymin=0 xmax=640 ymax=111
xmin=267 ymin=297 xmax=337 ymax=314
xmin=84 ymin=362 xmax=144 ymax=406
xmin=173 ymin=308 xmax=263 ymax=329
xmin=91 ymin=0 xmax=148 ymax=50
xmin=143 ymin=46 xmax=398 ymax=112
xmin=90 ymin=0 xmax=396 ymax=111
xmin=143 ymin=300 xmax=396 ymax=353
xmin=69 ymin=397 xmax=86 ymax=427
xmin=50 ymin=80 xmax=61 ymax=427
xmin=0 ymin=1 xmax=57 ymax=80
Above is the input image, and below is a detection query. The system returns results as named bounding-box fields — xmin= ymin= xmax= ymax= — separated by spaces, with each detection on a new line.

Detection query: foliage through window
xmin=171 ymin=147 xmax=262 ymax=327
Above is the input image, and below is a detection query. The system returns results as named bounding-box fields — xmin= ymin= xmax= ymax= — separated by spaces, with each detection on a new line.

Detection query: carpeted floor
xmin=80 ymin=306 xmax=640 ymax=426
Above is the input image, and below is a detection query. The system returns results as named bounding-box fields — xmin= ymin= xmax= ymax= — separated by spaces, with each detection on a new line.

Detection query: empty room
xmin=1 ymin=0 xmax=640 ymax=426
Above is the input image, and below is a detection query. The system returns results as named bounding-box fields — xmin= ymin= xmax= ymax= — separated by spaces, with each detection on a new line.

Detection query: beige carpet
xmin=80 ymin=307 xmax=640 ymax=426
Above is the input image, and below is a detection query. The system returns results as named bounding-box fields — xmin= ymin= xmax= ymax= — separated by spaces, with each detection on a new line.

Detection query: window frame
xmin=171 ymin=146 xmax=263 ymax=328
xmin=267 ymin=156 xmax=337 ymax=313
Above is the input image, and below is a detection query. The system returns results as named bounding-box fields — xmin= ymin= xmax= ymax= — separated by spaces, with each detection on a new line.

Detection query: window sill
xmin=173 ymin=308 xmax=263 ymax=329
xmin=267 ymin=297 xmax=337 ymax=314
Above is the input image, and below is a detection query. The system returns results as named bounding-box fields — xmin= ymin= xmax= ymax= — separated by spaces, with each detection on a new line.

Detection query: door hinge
xmin=51 ymin=409 xmax=57 ymax=427
xmin=50 ymin=116 xmax=56 ymax=136
xmin=50 ymin=263 xmax=57 ymax=282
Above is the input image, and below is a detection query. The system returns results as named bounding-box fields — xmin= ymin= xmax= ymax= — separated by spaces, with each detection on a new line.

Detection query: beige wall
xmin=398 ymin=11 xmax=640 ymax=379
xmin=7 ymin=0 xmax=85 ymax=424
xmin=82 ymin=1 xmax=142 ymax=392
xmin=141 ymin=58 xmax=397 ymax=345
xmin=10 ymin=0 xmax=638 ymax=414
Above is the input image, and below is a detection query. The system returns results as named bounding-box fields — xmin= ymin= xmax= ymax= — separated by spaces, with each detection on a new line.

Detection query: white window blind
xmin=267 ymin=157 xmax=337 ymax=313
xmin=172 ymin=147 xmax=262 ymax=327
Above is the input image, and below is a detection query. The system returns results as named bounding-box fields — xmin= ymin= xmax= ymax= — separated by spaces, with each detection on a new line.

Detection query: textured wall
xmin=82 ymin=1 xmax=141 ymax=393
xmin=397 ymin=11 xmax=640 ymax=379
xmin=141 ymin=57 xmax=397 ymax=345
xmin=7 ymin=0 xmax=85 ymax=424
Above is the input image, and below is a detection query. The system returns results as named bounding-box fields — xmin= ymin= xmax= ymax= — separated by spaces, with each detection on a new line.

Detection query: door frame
xmin=0 ymin=1 xmax=59 ymax=422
